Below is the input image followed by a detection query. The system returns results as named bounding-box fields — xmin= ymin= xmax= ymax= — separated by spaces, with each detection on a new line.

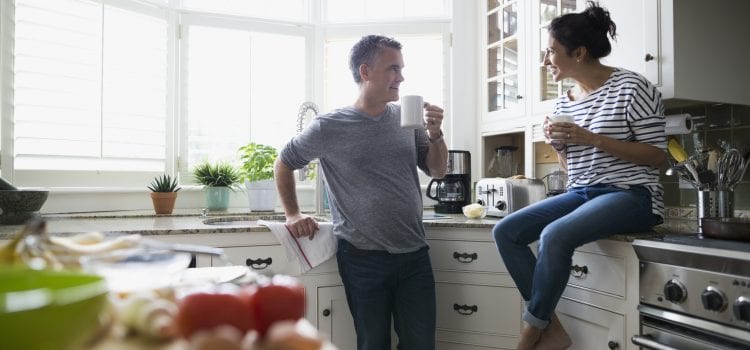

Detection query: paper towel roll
xmin=665 ymin=113 xmax=694 ymax=135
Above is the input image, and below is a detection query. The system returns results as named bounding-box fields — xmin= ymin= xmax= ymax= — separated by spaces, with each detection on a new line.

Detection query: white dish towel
xmin=258 ymin=220 xmax=337 ymax=273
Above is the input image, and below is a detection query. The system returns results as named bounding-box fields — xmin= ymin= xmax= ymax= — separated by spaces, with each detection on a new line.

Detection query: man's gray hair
xmin=349 ymin=35 xmax=402 ymax=84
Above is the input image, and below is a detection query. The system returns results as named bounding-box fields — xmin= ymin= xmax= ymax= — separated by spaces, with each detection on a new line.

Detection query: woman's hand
xmin=544 ymin=116 xmax=599 ymax=146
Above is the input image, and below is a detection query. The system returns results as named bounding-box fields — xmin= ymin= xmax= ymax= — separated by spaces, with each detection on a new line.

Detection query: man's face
xmin=361 ymin=47 xmax=404 ymax=103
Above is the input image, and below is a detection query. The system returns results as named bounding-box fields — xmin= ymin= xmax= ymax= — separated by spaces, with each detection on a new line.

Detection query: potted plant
xmin=147 ymin=174 xmax=181 ymax=214
xmin=238 ymin=143 xmax=278 ymax=212
xmin=192 ymin=161 xmax=242 ymax=211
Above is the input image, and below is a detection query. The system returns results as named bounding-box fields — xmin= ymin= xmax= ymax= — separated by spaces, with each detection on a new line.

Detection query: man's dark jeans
xmin=336 ymin=239 xmax=436 ymax=350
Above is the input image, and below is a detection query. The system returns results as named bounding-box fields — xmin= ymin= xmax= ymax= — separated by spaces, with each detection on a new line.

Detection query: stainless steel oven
xmin=632 ymin=235 xmax=750 ymax=349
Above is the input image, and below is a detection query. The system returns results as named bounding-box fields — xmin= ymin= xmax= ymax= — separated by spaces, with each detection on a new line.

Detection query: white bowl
xmin=462 ymin=204 xmax=487 ymax=219
xmin=80 ymin=249 xmax=191 ymax=292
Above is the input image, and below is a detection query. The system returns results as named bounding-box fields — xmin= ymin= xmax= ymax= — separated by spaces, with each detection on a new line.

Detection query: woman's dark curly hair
xmin=549 ymin=1 xmax=617 ymax=59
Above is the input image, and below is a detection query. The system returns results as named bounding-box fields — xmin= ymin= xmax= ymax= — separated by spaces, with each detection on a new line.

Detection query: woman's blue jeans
xmin=336 ymin=239 xmax=436 ymax=350
xmin=492 ymin=185 xmax=659 ymax=329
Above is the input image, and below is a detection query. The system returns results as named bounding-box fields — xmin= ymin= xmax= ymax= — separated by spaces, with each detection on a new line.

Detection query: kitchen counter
xmin=0 ymin=208 xmax=685 ymax=242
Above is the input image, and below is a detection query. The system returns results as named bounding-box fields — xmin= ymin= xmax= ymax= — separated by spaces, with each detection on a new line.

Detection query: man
xmin=274 ymin=35 xmax=448 ymax=350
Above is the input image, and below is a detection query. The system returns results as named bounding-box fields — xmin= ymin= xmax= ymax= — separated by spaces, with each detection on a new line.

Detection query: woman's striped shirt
xmin=554 ymin=68 xmax=666 ymax=218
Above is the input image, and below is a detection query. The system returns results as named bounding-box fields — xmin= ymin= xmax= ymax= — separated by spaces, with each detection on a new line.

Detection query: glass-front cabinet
xmin=483 ymin=0 xmax=524 ymax=128
xmin=531 ymin=0 xmax=577 ymax=115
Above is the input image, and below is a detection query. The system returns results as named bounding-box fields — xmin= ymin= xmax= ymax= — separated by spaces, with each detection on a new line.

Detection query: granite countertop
xmin=0 ymin=208 xmax=691 ymax=242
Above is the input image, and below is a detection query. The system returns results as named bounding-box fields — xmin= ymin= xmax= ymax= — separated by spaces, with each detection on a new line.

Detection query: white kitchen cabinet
xmin=480 ymin=0 xmax=528 ymax=133
xmin=155 ymin=226 xmax=525 ymax=349
xmin=427 ymin=227 xmax=524 ymax=349
xmin=316 ymin=285 xmax=357 ymax=350
xmin=601 ymin=0 xmax=750 ymax=106
xmin=217 ymin=245 xmax=293 ymax=276
xmin=556 ymin=239 xmax=640 ymax=350
xmin=480 ymin=0 xmax=584 ymax=136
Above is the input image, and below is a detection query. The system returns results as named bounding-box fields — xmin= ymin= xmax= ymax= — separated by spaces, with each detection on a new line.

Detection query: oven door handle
xmin=631 ymin=335 xmax=680 ymax=350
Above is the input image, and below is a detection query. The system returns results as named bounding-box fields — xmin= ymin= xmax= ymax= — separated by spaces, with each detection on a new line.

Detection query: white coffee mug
xmin=400 ymin=95 xmax=424 ymax=129
xmin=548 ymin=114 xmax=574 ymax=141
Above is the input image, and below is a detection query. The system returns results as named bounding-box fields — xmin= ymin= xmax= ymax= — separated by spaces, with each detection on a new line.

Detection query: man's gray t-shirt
xmin=279 ymin=103 xmax=432 ymax=253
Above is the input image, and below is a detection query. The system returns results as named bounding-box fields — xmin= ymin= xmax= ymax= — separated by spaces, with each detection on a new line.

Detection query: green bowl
xmin=0 ymin=268 xmax=109 ymax=350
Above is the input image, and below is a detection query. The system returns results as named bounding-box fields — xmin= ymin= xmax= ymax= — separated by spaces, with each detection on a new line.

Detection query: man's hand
xmin=423 ymin=103 xmax=444 ymax=141
xmin=285 ymin=213 xmax=320 ymax=240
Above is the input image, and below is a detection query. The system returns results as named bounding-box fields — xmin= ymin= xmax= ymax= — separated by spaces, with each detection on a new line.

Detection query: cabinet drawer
xmin=436 ymin=282 xmax=521 ymax=335
xmin=214 ymin=245 xmax=294 ymax=275
xmin=568 ymin=249 xmax=625 ymax=297
xmin=429 ymin=239 xmax=506 ymax=273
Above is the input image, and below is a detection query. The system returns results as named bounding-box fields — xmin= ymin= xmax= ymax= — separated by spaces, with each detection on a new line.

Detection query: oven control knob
xmin=494 ymin=200 xmax=507 ymax=211
xmin=701 ymin=286 xmax=727 ymax=312
xmin=477 ymin=199 xmax=485 ymax=206
xmin=733 ymin=297 xmax=750 ymax=322
xmin=663 ymin=280 xmax=687 ymax=303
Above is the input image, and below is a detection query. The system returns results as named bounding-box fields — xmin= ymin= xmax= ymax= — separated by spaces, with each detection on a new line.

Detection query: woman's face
xmin=542 ymin=37 xmax=577 ymax=82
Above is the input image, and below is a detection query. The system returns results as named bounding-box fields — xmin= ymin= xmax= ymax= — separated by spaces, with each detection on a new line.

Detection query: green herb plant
xmin=238 ymin=143 xmax=278 ymax=182
xmin=192 ymin=161 xmax=242 ymax=188
xmin=147 ymin=174 xmax=181 ymax=192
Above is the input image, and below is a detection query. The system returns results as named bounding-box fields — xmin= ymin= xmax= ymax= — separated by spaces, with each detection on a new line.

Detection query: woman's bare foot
xmin=516 ymin=323 xmax=543 ymax=350
xmin=534 ymin=314 xmax=572 ymax=350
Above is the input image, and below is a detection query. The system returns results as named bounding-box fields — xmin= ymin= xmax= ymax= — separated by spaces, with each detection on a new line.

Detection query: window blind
xmin=13 ymin=0 xmax=167 ymax=173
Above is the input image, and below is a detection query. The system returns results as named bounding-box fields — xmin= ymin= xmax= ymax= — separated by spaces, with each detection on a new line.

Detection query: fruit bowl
xmin=0 ymin=268 xmax=108 ymax=350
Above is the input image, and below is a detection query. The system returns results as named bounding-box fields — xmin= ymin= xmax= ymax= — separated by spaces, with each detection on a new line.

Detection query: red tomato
xmin=176 ymin=291 xmax=255 ymax=339
xmin=248 ymin=275 xmax=306 ymax=336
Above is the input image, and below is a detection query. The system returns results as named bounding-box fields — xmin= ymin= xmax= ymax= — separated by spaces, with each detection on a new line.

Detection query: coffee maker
xmin=427 ymin=150 xmax=471 ymax=214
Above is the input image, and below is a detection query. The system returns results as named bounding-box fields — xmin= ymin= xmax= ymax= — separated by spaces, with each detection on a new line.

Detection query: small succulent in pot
xmin=147 ymin=174 xmax=180 ymax=215
xmin=192 ymin=161 xmax=242 ymax=211
xmin=147 ymin=174 xmax=181 ymax=193
xmin=191 ymin=161 xmax=242 ymax=188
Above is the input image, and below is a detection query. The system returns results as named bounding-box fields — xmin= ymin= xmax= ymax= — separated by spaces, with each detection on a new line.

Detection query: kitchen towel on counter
xmin=258 ymin=220 xmax=337 ymax=273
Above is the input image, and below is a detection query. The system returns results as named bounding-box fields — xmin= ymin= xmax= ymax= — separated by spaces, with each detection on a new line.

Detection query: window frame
xmin=0 ymin=0 xmax=453 ymax=213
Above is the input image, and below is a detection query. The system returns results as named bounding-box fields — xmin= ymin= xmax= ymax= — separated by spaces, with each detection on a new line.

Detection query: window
xmin=1 ymin=0 xmax=451 ymax=211
xmin=324 ymin=0 xmax=449 ymax=23
xmin=181 ymin=23 xmax=306 ymax=174
xmin=10 ymin=0 xmax=168 ymax=186
xmin=180 ymin=0 xmax=310 ymax=23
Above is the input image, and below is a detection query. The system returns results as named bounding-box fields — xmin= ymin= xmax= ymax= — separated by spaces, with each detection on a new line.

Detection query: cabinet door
xmin=317 ymin=285 xmax=357 ymax=350
xmin=557 ymin=298 xmax=626 ymax=350
xmin=598 ymin=0 xmax=659 ymax=84
xmin=483 ymin=0 xmax=525 ymax=122
xmin=531 ymin=0 xmax=579 ymax=115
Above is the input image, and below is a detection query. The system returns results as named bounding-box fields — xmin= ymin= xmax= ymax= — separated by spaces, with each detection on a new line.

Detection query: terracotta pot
xmin=150 ymin=192 xmax=178 ymax=214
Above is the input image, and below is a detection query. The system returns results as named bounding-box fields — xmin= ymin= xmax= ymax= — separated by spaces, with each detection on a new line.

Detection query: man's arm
xmin=274 ymin=158 xmax=319 ymax=238
xmin=423 ymin=103 xmax=448 ymax=178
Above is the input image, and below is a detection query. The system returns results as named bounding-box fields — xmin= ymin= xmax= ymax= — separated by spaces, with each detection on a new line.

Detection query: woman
xmin=492 ymin=2 xmax=666 ymax=350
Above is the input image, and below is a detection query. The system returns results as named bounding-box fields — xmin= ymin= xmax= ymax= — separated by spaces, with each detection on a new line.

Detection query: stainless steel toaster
xmin=475 ymin=178 xmax=546 ymax=217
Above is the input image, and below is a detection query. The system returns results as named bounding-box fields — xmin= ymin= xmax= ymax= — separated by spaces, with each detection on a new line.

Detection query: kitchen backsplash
xmin=662 ymin=102 xmax=750 ymax=211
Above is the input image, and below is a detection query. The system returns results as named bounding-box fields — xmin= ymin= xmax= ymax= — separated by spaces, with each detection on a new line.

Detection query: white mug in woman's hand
xmin=548 ymin=114 xmax=574 ymax=141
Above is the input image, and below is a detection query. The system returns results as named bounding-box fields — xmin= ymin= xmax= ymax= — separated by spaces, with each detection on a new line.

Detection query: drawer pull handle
xmin=246 ymin=257 xmax=272 ymax=270
xmin=453 ymin=252 xmax=478 ymax=263
xmin=453 ymin=303 xmax=478 ymax=315
xmin=607 ymin=340 xmax=619 ymax=349
xmin=322 ymin=309 xmax=331 ymax=317
xmin=570 ymin=264 xmax=588 ymax=277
